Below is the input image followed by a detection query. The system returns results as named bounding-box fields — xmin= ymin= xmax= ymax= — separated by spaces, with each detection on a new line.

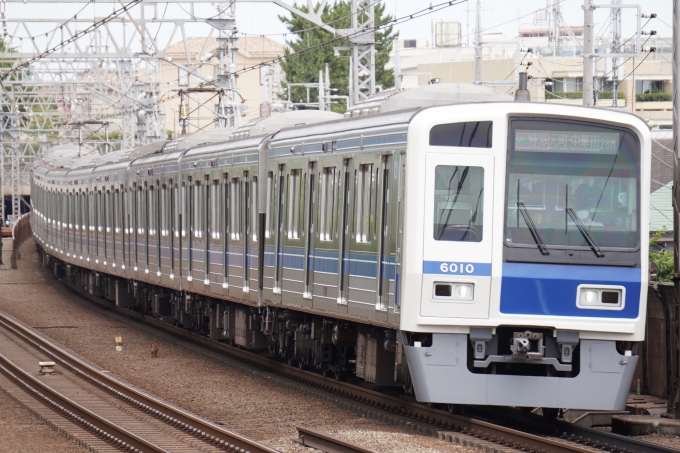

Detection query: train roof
xmin=343 ymin=83 xmax=514 ymax=118
xmin=271 ymin=108 xmax=418 ymax=144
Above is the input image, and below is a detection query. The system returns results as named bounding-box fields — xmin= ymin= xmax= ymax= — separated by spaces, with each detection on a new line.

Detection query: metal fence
xmin=11 ymin=213 xmax=32 ymax=269
xmin=631 ymin=284 xmax=678 ymax=400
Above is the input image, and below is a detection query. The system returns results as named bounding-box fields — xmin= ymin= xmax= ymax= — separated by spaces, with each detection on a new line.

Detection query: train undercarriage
xmin=44 ymin=250 xmax=410 ymax=391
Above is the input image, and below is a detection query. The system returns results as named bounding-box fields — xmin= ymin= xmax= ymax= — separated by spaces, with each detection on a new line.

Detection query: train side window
xmin=230 ymin=177 xmax=241 ymax=240
xmin=180 ymin=183 xmax=187 ymax=237
xmin=134 ymin=186 xmax=141 ymax=234
xmin=160 ymin=185 xmax=167 ymax=236
xmin=319 ymin=167 xmax=336 ymax=241
xmin=265 ymin=172 xmax=273 ymax=238
xmin=194 ymin=181 xmax=202 ymax=238
xmin=211 ymin=180 xmax=220 ymax=239
xmin=355 ymin=164 xmax=374 ymax=243
xmin=429 ymin=121 xmax=493 ymax=148
xmin=433 ymin=165 xmax=484 ymax=242
xmin=251 ymin=177 xmax=258 ymax=241
xmin=98 ymin=191 xmax=104 ymax=232
xmin=288 ymin=170 xmax=301 ymax=239
xmin=149 ymin=185 xmax=156 ymax=236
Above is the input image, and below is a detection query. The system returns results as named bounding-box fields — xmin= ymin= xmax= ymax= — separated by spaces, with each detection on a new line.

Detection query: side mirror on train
xmin=649 ymin=261 xmax=659 ymax=282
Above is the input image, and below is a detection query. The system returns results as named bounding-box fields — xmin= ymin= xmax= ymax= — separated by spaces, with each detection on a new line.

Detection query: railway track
xmin=0 ymin=312 xmax=279 ymax=453
xmin=294 ymin=426 xmax=378 ymax=453
xmin=52 ymin=275 xmax=677 ymax=453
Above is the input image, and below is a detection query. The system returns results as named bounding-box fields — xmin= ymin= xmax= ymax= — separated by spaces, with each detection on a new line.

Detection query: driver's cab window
xmin=433 ymin=165 xmax=484 ymax=242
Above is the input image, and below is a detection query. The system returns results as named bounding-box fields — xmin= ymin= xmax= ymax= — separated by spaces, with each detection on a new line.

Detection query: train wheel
xmin=542 ymin=407 xmax=559 ymax=419
xmin=447 ymin=404 xmax=466 ymax=415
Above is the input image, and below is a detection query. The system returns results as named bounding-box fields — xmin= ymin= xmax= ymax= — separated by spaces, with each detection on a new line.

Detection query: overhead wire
xmin=232 ymin=0 xmax=469 ymax=77
xmin=0 ymin=0 xmax=145 ymax=83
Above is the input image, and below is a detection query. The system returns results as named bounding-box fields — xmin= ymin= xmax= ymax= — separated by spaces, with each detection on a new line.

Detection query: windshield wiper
xmin=517 ymin=201 xmax=549 ymax=255
xmin=566 ymin=207 xmax=605 ymax=258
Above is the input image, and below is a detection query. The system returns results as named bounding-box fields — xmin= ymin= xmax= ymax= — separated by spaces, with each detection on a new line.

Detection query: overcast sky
xmin=237 ymin=0 xmax=673 ymax=45
xmin=3 ymin=0 xmax=674 ymax=53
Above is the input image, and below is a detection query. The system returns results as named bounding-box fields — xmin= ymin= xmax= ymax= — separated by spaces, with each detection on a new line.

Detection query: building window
xmin=552 ymin=77 xmax=583 ymax=93
xmin=178 ymin=68 xmax=189 ymax=87
xmin=635 ymin=80 xmax=664 ymax=94
xmin=403 ymin=39 xmax=417 ymax=48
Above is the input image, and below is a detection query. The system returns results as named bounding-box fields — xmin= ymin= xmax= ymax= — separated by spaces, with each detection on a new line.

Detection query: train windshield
xmin=505 ymin=119 xmax=639 ymax=253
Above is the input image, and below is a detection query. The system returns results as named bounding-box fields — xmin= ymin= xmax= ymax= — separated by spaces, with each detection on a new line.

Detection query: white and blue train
xmin=31 ymin=83 xmax=650 ymax=412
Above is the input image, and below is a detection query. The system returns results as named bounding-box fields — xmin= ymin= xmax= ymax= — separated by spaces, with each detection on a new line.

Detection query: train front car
xmin=400 ymin=102 xmax=650 ymax=411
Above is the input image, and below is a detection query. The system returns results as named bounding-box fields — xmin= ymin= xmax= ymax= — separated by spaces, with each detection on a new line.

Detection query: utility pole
xmin=672 ymin=0 xmax=680 ymax=419
xmin=611 ymin=0 xmax=622 ymax=107
xmin=318 ymin=69 xmax=325 ymax=111
xmin=394 ymin=37 xmax=401 ymax=90
xmin=551 ymin=0 xmax=562 ymax=54
xmin=348 ymin=0 xmax=376 ymax=104
xmin=474 ymin=0 xmax=482 ymax=85
xmin=583 ymin=0 xmax=595 ymax=106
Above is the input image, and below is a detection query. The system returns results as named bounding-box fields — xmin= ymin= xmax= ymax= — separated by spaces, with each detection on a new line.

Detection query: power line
xmin=233 ymin=0 xmax=468 ymax=77
xmin=0 ymin=0 xmax=144 ymax=83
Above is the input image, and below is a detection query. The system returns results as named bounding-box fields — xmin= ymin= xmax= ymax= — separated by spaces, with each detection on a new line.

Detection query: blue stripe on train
xmin=499 ymin=262 xmax=641 ymax=319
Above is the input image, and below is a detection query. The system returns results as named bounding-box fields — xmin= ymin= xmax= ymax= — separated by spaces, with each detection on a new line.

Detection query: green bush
xmin=650 ymin=228 xmax=674 ymax=282
xmin=636 ymin=92 xmax=672 ymax=102
xmin=597 ymin=91 xmax=626 ymax=99
xmin=545 ymin=91 xmax=625 ymax=100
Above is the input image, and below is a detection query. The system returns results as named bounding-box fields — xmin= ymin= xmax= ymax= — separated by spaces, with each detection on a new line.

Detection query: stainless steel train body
xmin=31 ymin=101 xmax=651 ymax=411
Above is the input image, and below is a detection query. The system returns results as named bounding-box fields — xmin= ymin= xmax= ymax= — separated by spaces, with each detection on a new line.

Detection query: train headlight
xmin=578 ymin=286 xmax=624 ymax=310
xmin=433 ymin=282 xmax=474 ymax=301
xmin=584 ymin=290 xmax=597 ymax=303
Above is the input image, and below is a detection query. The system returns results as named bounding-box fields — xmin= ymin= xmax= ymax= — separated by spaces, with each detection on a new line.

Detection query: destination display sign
xmin=515 ymin=130 xmax=620 ymax=154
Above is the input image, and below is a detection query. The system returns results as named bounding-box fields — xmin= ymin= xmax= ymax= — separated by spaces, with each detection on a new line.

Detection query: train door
xmin=248 ymin=173 xmax=259 ymax=303
xmin=243 ymin=171 xmax=251 ymax=296
xmin=159 ymin=183 xmax=169 ymax=283
xmin=421 ymin=153 xmax=494 ymax=319
xmin=270 ymin=165 xmax=285 ymax=304
xmin=221 ymin=173 xmax=229 ymax=292
xmin=104 ymin=189 xmax=110 ymax=266
xmin=302 ymin=161 xmax=316 ymax=302
xmin=208 ymin=177 xmax=221 ymax=294
xmin=152 ymin=182 xmax=161 ymax=280
xmin=373 ymin=155 xmax=392 ymax=322
xmin=335 ymin=158 xmax=353 ymax=314
xmin=227 ymin=174 xmax=243 ymax=300
xmin=348 ymin=161 xmax=379 ymax=320
xmin=391 ymin=153 xmax=406 ymax=324
xmin=312 ymin=162 xmax=342 ymax=314
xmin=281 ymin=165 xmax=308 ymax=307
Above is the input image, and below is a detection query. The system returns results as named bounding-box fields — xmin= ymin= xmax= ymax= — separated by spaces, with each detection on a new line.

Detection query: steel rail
xmin=53 ymin=276 xmax=676 ymax=453
xmin=474 ymin=407 xmax=680 ymax=453
xmin=0 ymin=313 xmax=279 ymax=453
xmin=295 ymin=426 xmax=379 ymax=453
xmin=0 ymin=350 xmax=168 ymax=453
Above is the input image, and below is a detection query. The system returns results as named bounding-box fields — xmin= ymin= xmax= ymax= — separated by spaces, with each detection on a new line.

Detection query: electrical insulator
xmin=642 ymin=47 xmax=657 ymax=53
xmin=641 ymin=30 xmax=657 ymax=36
xmin=641 ymin=13 xmax=657 ymax=18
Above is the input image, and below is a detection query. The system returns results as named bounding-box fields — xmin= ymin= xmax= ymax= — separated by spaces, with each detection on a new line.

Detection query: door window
xmin=433 ymin=165 xmax=484 ymax=242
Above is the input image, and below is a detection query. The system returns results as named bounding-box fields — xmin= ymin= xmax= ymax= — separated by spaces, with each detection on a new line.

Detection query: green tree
xmin=279 ymin=1 xmax=395 ymax=113
xmin=650 ymin=227 xmax=674 ymax=282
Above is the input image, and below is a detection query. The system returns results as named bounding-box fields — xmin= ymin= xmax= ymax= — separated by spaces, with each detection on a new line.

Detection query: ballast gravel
xmin=0 ymin=239 xmax=476 ymax=453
